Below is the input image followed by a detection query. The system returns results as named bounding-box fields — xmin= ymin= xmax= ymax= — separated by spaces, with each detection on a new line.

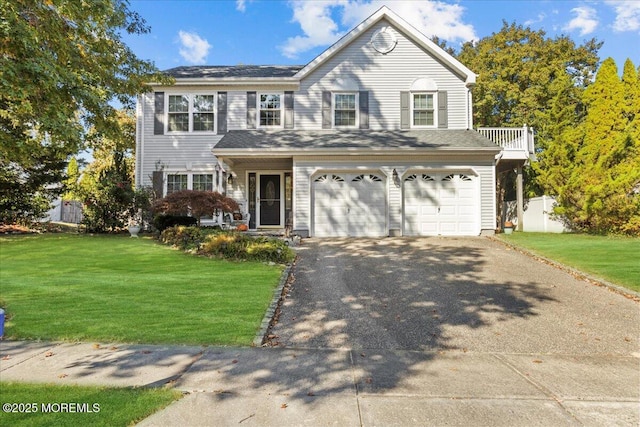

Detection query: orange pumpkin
xmin=237 ymin=224 xmax=248 ymax=231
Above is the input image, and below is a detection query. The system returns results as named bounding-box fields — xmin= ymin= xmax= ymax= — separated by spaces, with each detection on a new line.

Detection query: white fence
xmin=504 ymin=196 xmax=567 ymax=233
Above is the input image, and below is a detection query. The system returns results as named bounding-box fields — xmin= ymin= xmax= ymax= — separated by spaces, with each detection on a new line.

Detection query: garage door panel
xmin=313 ymin=173 xmax=387 ymax=237
xmin=403 ymin=172 xmax=478 ymax=236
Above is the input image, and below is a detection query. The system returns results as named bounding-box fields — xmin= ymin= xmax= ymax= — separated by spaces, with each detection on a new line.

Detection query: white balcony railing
xmin=477 ymin=125 xmax=535 ymax=161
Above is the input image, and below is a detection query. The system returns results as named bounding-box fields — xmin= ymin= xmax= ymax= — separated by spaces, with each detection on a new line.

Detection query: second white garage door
xmin=403 ymin=173 xmax=479 ymax=236
xmin=313 ymin=173 xmax=387 ymax=237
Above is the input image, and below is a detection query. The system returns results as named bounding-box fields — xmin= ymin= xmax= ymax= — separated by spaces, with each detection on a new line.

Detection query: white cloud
xmin=236 ymin=0 xmax=247 ymax=13
xmin=563 ymin=6 xmax=599 ymax=36
xmin=280 ymin=0 xmax=476 ymax=59
xmin=606 ymin=0 xmax=640 ymax=32
xmin=280 ymin=0 xmax=347 ymax=59
xmin=177 ymin=30 xmax=211 ymax=64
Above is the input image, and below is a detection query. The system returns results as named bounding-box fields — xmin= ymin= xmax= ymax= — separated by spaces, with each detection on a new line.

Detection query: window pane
xmin=335 ymin=110 xmax=356 ymax=127
xmin=193 ymin=113 xmax=214 ymax=131
xmin=168 ymin=113 xmax=189 ymax=131
xmin=194 ymin=95 xmax=214 ymax=112
xmin=169 ymin=95 xmax=188 ymax=112
xmin=193 ymin=174 xmax=213 ymax=191
xmin=335 ymin=94 xmax=355 ymax=109
xmin=413 ymin=111 xmax=434 ymax=126
xmin=413 ymin=94 xmax=433 ymax=109
xmin=167 ymin=174 xmax=188 ymax=194
xmin=260 ymin=110 xmax=281 ymax=126
xmin=260 ymin=94 xmax=280 ymax=109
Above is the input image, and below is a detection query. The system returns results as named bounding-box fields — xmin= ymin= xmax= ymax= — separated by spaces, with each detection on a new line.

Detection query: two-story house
xmin=135 ymin=6 xmax=533 ymax=237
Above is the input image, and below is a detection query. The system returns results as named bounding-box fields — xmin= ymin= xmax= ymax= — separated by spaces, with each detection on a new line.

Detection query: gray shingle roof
xmin=214 ymin=129 xmax=501 ymax=152
xmin=163 ymin=65 xmax=304 ymax=79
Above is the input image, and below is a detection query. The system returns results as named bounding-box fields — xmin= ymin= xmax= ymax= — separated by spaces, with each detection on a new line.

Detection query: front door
xmin=259 ymin=174 xmax=281 ymax=226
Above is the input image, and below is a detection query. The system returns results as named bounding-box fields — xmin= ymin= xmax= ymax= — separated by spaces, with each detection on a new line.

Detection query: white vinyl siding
xmin=137 ymin=92 xmax=223 ymax=188
xmin=296 ymin=19 xmax=469 ymax=130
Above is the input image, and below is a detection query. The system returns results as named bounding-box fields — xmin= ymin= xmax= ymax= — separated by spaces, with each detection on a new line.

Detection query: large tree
xmin=541 ymin=59 xmax=640 ymax=234
xmin=458 ymin=21 xmax=601 ymax=133
xmin=0 ymin=0 xmax=168 ymax=222
xmin=457 ymin=22 xmax=601 ymax=207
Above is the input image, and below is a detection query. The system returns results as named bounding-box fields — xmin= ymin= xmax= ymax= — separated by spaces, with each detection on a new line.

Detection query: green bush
xmin=160 ymin=226 xmax=205 ymax=250
xmin=153 ymin=214 xmax=198 ymax=232
xmin=201 ymin=232 xmax=295 ymax=264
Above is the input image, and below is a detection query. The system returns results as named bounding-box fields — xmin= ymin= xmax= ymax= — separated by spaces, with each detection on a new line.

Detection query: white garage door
xmin=403 ymin=173 xmax=478 ymax=236
xmin=313 ymin=173 xmax=387 ymax=237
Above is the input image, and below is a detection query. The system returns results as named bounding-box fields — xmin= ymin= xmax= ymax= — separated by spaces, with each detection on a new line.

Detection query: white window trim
xmin=410 ymin=92 xmax=438 ymax=129
xmin=164 ymin=172 xmax=219 ymax=195
xmin=257 ymin=92 xmax=284 ymax=129
xmin=332 ymin=92 xmax=359 ymax=129
xmin=165 ymin=92 xmax=217 ymax=134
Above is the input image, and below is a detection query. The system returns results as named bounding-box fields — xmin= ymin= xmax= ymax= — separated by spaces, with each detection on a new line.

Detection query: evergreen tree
xmin=552 ymin=58 xmax=640 ymax=234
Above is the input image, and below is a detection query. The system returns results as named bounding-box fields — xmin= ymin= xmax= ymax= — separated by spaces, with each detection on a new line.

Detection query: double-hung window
xmin=167 ymin=94 xmax=216 ymax=132
xmin=334 ymin=93 xmax=357 ymax=127
xmin=412 ymin=93 xmax=436 ymax=127
xmin=259 ymin=94 xmax=282 ymax=127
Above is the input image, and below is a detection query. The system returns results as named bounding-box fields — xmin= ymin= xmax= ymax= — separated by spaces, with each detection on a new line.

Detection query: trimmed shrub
xmin=160 ymin=226 xmax=205 ymax=250
xmin=153 ymin=214 xmax=198 ymax=232
xmin=201 ymin=232 xmax=295 ymax=264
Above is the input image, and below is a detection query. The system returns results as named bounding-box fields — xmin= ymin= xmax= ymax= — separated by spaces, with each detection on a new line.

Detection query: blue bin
xmin=0 ymin=309 xmax=4 ymax=337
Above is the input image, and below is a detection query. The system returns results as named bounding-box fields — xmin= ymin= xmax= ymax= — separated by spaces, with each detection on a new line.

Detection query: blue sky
xmin=122 ymin=0 xmax=639 ymax=71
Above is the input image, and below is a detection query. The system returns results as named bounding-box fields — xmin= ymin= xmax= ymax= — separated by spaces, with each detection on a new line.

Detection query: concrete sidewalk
xmin=1 ymin=340 xmax=638 ymax=426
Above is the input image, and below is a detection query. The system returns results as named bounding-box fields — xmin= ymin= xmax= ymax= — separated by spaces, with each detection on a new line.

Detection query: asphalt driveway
xmin=270 ymin=237 xmax=640 ymax=355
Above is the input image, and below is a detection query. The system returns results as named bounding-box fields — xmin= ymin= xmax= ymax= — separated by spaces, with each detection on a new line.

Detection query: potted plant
xmin=127 ymin=187 xmax=151 ymax=237
xmin=503 ymin=220 xmax=514 ymax=234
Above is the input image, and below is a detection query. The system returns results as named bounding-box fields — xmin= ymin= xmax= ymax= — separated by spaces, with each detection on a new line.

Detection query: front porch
xmin=221 ymin=157 xmax=293 ymax=231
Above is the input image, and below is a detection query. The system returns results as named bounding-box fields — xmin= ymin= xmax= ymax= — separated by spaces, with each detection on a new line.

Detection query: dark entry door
xmin=259 ymin=174 xmax=281 ymax=226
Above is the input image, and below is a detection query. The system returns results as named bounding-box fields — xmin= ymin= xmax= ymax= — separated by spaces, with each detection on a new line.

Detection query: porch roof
xmin=213 ymin=130 xmax=502 ymax=156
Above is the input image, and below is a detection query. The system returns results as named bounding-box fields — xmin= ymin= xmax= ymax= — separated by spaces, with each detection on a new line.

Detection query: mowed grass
xmin=0 ymin=382 xmax=181 ymax=427
xmin=499 ymin=233 xmax=640 ymax=292
xmin=0 ymin=234 xmax=284 ymax=345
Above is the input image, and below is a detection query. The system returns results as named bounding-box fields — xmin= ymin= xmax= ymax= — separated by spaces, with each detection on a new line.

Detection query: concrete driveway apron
xmin=270 ymin=237 xmax=639 ymax=354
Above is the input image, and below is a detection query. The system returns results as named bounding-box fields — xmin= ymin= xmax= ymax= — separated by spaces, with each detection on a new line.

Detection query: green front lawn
xmin=0 ymin=383 xmax=181 ymax=427
xmin=499 ymin=233 xmax=640 ymax=292
xmin=0 ymin=234 xmax=283 ymax=345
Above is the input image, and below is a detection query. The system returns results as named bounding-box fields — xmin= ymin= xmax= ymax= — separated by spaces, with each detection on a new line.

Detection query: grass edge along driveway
xmin=0 ymin=383 xmax=182 ymax=427
xmin=0 ymin=234 xmax=284 ymax=345
xmin=499 ymin=232 xmax=639 ymax=293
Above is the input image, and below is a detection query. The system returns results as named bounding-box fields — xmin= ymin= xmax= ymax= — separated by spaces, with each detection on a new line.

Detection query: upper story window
xmin=334 ymin=93 xmax=357 ymax=127
xmin=167 ymin=93 xmax=216 ymax=133
xmin=412 ymin=93 xmax=436 ymax=128
xmin=259 ymin=93 xmax=282 ymax=127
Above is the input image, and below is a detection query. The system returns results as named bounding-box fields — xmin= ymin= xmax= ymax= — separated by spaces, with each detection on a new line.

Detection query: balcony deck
xmin=477 ymin=126 xmax=536 ymax=161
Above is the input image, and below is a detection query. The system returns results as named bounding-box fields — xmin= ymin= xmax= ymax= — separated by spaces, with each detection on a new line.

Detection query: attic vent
xmin=370 ymin=27 xmax=397 ymax=54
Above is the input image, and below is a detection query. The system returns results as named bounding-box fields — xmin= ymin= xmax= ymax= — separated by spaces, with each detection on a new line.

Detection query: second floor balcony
xmin=477 ymin=125 xmax=536 ymax=161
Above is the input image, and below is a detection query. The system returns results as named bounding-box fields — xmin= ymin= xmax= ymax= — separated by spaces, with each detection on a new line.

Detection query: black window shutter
xmin=154 ymin=92 xmax=165 ymax=135
xmin=217 ymin=92 xmax=227 ymax=134
xmin=152 ymin=171 xmax=164 ymax=198
xmin=438 ymin=91 xmax=448 ymax=129
xmin=400 ymin=91 xmax=410 ymax=129
xmin=284 ymin=91 xmax=294 ymax=129
xmin=247 ymin=92 xmax=256 ymax=129
xmin=322 ymin=91 xmax=332 ymax=129
xmin=359 ymin=91 xmax=369 ymax=129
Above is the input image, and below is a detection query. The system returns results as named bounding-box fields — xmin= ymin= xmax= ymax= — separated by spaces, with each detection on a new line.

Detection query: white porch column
xmin=516 ymin=165 xmax=524 ymax=232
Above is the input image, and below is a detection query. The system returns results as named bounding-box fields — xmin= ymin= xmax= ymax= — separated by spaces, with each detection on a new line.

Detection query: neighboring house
xmin=135 ymin=6 xmax=534 ymax=237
